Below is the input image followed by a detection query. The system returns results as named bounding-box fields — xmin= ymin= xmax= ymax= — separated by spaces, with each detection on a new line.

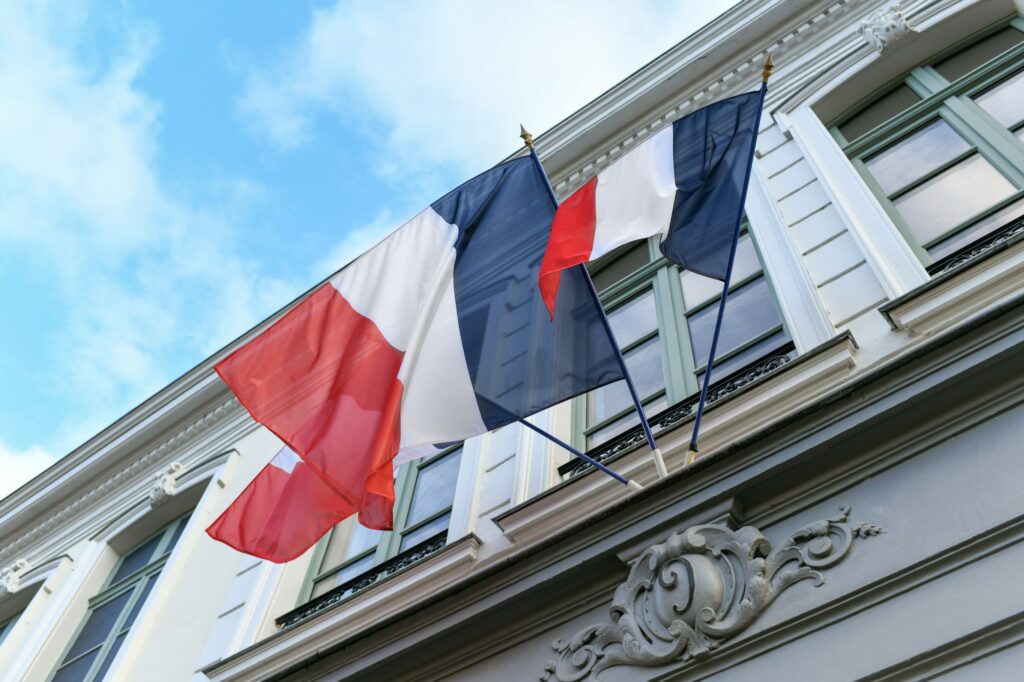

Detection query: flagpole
xmin=515 ymin=415 xmax=643 ymax=491
xmin=477 ymin=395 xmax=643 ymax=490
xmin=521 ymin=129 xmax=668 ymax=479
xmin=686 ymin=54 xmax=773 ymax=466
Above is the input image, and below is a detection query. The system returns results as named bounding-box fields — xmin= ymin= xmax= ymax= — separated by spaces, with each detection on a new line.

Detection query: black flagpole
xmin=522 ymin=130 xmax=668 ymax=479
xmin=478 ymin=397 xmax=641 ymax=491
xmin=686 ymin=54 xmax=773 ymax=465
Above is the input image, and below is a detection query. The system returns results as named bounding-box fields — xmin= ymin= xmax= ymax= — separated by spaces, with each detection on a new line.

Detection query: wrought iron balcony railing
xmin=277 ymin=531 xmax=448 ymax=629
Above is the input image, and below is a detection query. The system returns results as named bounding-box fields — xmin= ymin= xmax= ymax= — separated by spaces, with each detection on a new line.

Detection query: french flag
xmin=208 ymin=157 xmax=623 ymax=562
xmin=539 ymin=90 xmax=764 ymax=316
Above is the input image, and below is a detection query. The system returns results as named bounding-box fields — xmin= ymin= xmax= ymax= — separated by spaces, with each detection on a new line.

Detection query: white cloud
xmin=0 ymin=441 xmax=57 ymax=500
xmin=310 ymin=209 xmax=400 ymax=281
xmin=0 ymin=2 xmax=300 ymax=455
xmin=240 ymin=0 xmax=742 ymax=179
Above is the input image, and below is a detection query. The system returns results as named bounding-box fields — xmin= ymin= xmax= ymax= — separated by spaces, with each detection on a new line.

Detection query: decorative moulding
xmin=859 ymin=3 xmax=916 ymax=53
xmin=0 ymin=394 xmax=243 ymax=566
xmin=149 ymin=462 xmax=186 ymax=506
xmin=0 ymin=559 xmax=31 ymax=596
xmin=880 ymin=227 xmax=1024 ymax=338
xmin=545 ymin=0 xmax=868 ymax=195
xmin=541 ymin=506 xmax=882 ymax=681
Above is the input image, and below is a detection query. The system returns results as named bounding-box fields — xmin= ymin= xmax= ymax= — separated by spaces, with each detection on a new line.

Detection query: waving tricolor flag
xmin=208 ymin=157 xmax=623 ymax=562
xmin=538 ymin=90 xmax=764 ymax=316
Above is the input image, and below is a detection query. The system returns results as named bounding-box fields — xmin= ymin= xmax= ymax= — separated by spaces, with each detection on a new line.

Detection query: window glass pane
xmin=934 ymin=27 xmax=1024 ymax=82
xmin=121 ymin=575 xmax=157 ymax=632
xmin=588 ymin=337 xmax=663 ymax=423
xmin=0 ymin=613 xmax=19 ymax=647
xmin=316 ymin=527 xmax=350 ymax=575
xmin=63 ymin=590 xmax=131 ymax=661
xmin=92 ymin=631 xmax=127 ymax=681
xmin=52 ymin=650 xmax=99 ymax=682
xmin=975 ymin=69 xmax=1024 ymax=128
xmin=608 ymin=290 xmax=657 ymax=347
xmin=311 ymin=553 xmax=375 ymax=599
xmin=587 ymin=396 xmax=668 ymax=449
xmin=319 ymin=522 xmax=383 ymax=574
xmin=695 ymin=331 xmax=790 ymax=384
xmin=345 ymin=525 xmax=383 ymax=561
xmin=109 ymin=535 xmax=162 ymax=585
xmin=928 ymin=197 xmax=1024 ymax=260
xmin=405 ymin=449 xmax=462 ymax=527
xmin=729 ymin=233 xmax=762 ymax=283
xmin=864 ymin=119 xmax=970 ymax=194
xmin=160 ymin=516 xmax=189 ymax=558
xmin=892 ymin=154 xmax=1016 ymax=244
xmin=679 ymin=270 xmax=721 ymax=311
xmin=399 ymin=512 xmax=450 ymax=552
xmin=838 ymin=84 xmax=921 ymax=142
xmin=688 ymin=277 xmax=781 ymax=364
xmin=592 ymin=242 xmax=650 ymax=291
xmin=680 ymin=234 xmax=760 ymax=310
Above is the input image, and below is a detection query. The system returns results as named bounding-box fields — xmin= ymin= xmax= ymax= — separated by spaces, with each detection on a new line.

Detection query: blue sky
xmin=0 ymin=0 xmax=739 ymax=496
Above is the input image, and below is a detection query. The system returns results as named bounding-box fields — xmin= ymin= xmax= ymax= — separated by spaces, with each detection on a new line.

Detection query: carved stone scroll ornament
xmin=541 ymin=506 xmax=883 ymax=681
xmin=860 ymin=3 xmax=916 ymax=53
xmin=0 ymin=559 xmax=31 ymax=596
xmin=149 ymin=461 xmax=185 ymax=506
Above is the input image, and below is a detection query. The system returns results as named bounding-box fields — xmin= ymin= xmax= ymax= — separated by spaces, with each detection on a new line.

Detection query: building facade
xmin=2 ymin=0 xmax=1024 ymax=679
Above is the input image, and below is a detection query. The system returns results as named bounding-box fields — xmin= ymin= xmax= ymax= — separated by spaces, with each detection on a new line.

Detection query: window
xmin=304 ymin=445 xmax=462 ymax=601
xmin=0 ymin=611 xmax=21 ymax=648
xmin=580 ymin=230 xmax=791 ymax=450
xmin=833 ymin=16 xmax=1024 ymax=270
xmin=51 ymin=514 xmax=189 ymax=682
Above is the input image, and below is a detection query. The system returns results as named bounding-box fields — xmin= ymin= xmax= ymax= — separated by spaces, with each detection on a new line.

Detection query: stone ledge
xmin=495 ymin=332 xmax=859 ymax=546
xmin=203 ymin=533 xmax=481 ymax=680
xmin=880 ymin=219 xmax=1024 ymax=338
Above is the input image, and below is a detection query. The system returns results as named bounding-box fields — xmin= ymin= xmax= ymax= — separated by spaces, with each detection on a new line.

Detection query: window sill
xmin=204 ymin=533 xmax=481 ymax=680
xmin=278 ymin=532 xmax=435 ymax=628
xmin=880 ymin=217 xmax=1024 ymax=337
xmin=561 ymin=343 xmax=797 ymax=480
xmin=495 ymin=331 xmax=859 ymax=546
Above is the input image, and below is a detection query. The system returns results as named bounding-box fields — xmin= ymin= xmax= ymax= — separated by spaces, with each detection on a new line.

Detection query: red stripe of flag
xmin=538 ymin=177 xmax=598 ymax=318
xmin=213 ymin=282 xmax=405 ymax=559
xmin=206 ymin=450 xmax=352 ymax=563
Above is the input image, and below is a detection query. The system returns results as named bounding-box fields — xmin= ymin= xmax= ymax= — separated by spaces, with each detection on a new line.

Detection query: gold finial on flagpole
xmin=520 ymin=124 xmax=535 ymax=150
xmin=762 ymin=52 xmax=775 ymax=84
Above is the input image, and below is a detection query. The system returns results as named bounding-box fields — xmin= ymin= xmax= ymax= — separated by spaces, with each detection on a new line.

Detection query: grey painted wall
xmin=293 ymin=303 xmax=1024 ymax=682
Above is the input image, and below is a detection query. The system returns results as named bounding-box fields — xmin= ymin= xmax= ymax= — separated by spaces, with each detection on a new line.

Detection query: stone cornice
xmin=0 ymin=257 xmax=332 ymax=564
xmin=531 ymin=0 xmax=972 ymax=199
xmin=0 ymin=384 xmax=252 ymax=566
xmin=531 ymin=0 xmax=862 ymax=192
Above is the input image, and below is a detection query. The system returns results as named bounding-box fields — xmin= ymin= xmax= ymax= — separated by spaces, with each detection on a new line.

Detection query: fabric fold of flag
xmin=210 ymin=157 xmax=623 ymax=562
xmin=206 ymin=448 xmax=352 ymax=563
xmin=538 ymin=90 xmax=763 ymax=316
